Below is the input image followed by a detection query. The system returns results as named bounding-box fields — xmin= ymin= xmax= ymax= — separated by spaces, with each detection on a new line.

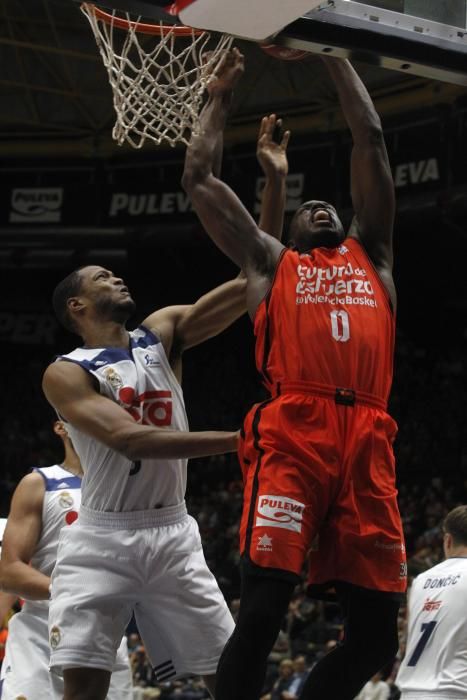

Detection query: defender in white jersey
xmin=396 ymin=505 xmax=467 ymax=700
xmin=41 ymin=117 xmax=288 ymax=700
xmin=0 ymin=421 xmax=132 ymax=700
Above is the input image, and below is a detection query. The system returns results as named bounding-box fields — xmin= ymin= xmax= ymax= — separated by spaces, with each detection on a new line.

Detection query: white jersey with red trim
xmin=56 ymin=325 xmax=189 ymax=512
xmin=396 ymin=556 xmax=467 ymax=699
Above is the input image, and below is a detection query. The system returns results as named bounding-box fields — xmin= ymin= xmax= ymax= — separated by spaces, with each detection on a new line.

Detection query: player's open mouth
xmin=312 ymin=209 xmax=331 ymax=223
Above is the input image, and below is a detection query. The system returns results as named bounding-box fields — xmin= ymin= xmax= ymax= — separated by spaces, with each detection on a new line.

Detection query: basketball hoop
xmin=81 ymin=3 xmax=233 ymax=148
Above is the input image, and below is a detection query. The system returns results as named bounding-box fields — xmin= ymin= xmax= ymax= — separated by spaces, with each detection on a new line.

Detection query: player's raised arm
xmin=0 ymin=473 xmax=50 ymax=600
xmin=182 ymin=49 xmax=284 ymax=276
xmin=43 ymin=362 xmax=237 ymax=461
xmin=147 ymin=114 xmax=290 ymax=359
xmin=257 ymin=114 xmax=290 ymax=241
xmin=143 ymin=277 xmax=246 ymax=360
xmin=322 ymin=58 xmax=395 ymax=274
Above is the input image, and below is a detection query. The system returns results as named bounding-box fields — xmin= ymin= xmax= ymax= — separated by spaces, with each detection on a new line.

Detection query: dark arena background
xmin=1 ymin=0 xmax=467 ymax=697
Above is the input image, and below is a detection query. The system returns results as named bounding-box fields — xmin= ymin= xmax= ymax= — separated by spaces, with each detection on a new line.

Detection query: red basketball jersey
xmin=254 ymin=238 xmax=395 ymax=402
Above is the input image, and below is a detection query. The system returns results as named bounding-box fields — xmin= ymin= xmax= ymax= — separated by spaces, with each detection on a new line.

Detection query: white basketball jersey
xmin=57 ymin=325 xmax=189 ymax=512
xmin=21 ymin=464 xmax=81 ymax=618
xmin=397 ymin=557 xmax=467 ymax=699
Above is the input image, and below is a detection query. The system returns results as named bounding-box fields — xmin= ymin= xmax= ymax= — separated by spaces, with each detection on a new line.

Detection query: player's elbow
xmin=110 ymin=430 xmax=138 ymax=461
xmin=182 ymin=175 xmax=215 ymax=215
xmin=182 ymin=156 xmax=211 ymax=193
xmin=0 ymin=564 xmax=16 ymax=595
xmin=110 ymin=425 xmax=151 ymax=462
xmin=362 ymin=120 xmax=384 ymax=146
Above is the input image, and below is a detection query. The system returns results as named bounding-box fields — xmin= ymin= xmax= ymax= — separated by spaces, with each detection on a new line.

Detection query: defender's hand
xmin=257 ymin=114 xmax=290 ymax=179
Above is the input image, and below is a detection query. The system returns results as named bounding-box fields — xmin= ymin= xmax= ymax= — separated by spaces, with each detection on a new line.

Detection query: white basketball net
xmin=81 ymin=4 xmax=233 ymax=148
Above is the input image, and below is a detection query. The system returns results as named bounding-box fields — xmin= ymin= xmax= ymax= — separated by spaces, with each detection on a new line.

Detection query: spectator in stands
xmin=167 ymin=677 xmax=210 ymax=699
xmin=355 ymin=671 xmax=391 ymax=700
xmin=281 ymin=655 xmax=311 ymax=699
xmin=260 ymin=659 xmax=295 ymax=700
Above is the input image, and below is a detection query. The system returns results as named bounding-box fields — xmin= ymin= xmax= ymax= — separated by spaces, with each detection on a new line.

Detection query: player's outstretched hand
xmin=207 ymin=47 xmax=245 ymax=96
xmin=257 ymin=114 xmax=291 ymax=179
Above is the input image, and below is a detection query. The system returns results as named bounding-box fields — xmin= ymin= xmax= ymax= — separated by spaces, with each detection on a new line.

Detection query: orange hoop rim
xmin=81 ymin=2 xmax=204 ymax=36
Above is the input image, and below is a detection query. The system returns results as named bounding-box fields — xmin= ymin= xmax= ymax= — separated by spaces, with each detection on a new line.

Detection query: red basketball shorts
xmin=238 ymin=386 xmax=407 ymax=595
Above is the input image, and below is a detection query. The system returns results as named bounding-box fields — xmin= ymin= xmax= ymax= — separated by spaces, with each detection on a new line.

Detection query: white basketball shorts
xmin=0 ymin=602 xmax=132 ymax=699
xmin=49 ymin=502 xmax=234 ymax=681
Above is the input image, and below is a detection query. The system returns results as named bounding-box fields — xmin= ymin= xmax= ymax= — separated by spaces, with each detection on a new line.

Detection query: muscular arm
xmin=0 ymin=473 xmax=50 ymax=600
xmin=322 ymin=58 xmax=395 ymax=298
xmin=43 ymin=362 xmax=237 ymax=461
xmin=155 ymin=114 xmax=289 ymax=355
xmin=143 ymin=276 xmax=247 ymax=361
xmin=147 ymin=113 xmax=288 ymax=364
xmin=182 ymin=50 xmax=284 ymax=279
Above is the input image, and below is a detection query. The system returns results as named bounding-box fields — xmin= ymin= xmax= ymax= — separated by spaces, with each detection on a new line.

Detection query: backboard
xmin=86 ymin=0 xmax=322 ymax=40
xmin=277 ymin=1 xmax=467 ymax=86
xmin=81 ymin=0 xmax=467 ymax=84
xmin=172 ymin=0 xmax=323 ymax=41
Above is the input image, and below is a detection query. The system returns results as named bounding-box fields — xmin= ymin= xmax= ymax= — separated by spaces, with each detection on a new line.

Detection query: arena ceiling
xmin=2 ymin=0 xmax=467 ymax=159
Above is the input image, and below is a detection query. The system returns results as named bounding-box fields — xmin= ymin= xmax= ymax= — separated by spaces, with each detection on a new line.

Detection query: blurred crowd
xmin=0 ymin=330 xmax=466 ymax=698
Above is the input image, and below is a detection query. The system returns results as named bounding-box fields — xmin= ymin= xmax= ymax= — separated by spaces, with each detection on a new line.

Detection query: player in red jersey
xmin=183 ymin=49 xmax=405 ymax=700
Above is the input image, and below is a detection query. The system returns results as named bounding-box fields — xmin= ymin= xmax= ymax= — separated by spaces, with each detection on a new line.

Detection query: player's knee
xmin=356 ymin=620 xmax=399 ymax=673
xmin=374 ymin=607 xmax=399 ymax=662
xmin=242 ymin=609 xmax=283 ymax=653
xmin=63 ymin=667 xmax=111 ymax=700
xmin=376 ymin=623 xmax=399 ymax=663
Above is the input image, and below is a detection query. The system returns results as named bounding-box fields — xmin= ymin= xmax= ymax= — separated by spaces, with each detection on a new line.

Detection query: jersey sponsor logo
xmin=144 ymin=353 xmax=160 ymax=367
xmin=422 ymin=598 xmax=442 ymax=612
xmin=256 ymin=495 xmax=305 ymax=533
xmin=400 ymin=562 xmax=408 ymax=579
xmin=119 ymin=388 xmax=173 ymax=427
xmin=50 ymin=626 xmax=61 ymax=649
xmin=295 ymin=261 xmax=377 ymax=308
xmin=375 ymin=539 xmax=406 ymax=554
xmin=423 ymin=574 xmax=461 ymax=589
xmin=104 ymin=367 xmax=123 ymax=389
xmin=257 ymin=533 xmax=273 ymax=552
xmin=58 ymin=492 xmax=74 ymax=508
